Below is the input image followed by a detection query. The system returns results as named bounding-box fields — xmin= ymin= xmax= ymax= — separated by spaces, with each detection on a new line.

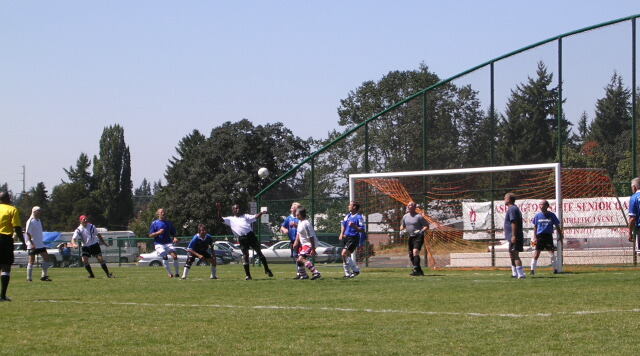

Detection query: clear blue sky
xmin=1 ymin=1 xmax=638 ymax=193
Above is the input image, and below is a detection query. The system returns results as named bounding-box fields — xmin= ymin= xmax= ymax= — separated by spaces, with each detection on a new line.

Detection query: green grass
xmin=2 ymin=264 xmax=640 ymax=355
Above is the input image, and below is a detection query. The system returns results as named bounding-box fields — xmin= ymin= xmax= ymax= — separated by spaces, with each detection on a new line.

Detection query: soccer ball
xmin=258 ymin=167 xmax=270 ymax=179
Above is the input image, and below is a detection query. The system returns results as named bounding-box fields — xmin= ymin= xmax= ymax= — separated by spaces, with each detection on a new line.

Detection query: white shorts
xmin=155 ymin=243 xmax=176 ymax=258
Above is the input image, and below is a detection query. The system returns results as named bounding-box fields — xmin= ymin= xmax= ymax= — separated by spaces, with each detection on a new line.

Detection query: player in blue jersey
xmin=504 ymin=192 xmax=525 ymax=279
xmin=149 ymin=208 xmax=180 ymax=278
xmin=181 ymin=224 xmax=218 ymax=280
xmin=628 ymin=178 xmax=640 ymax=247
xmin=281 ymin=202 xmax=300 ymax=279
xmin=530 ymin=200 xmax=563 ymax=275
xmin=339 ymin=201 xmax=364 ymax=278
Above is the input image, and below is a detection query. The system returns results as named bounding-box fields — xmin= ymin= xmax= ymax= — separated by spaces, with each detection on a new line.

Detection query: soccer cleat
xmin=553 ymin=270 xmax=559 ymax=274
xmin=293 ymin=274 xmax=301 ymax=280
xmin=265 ymin=269 xmax=274 ymax=277
xmin=299 ymin=274 xmax=310 ymax=280
xmin=311 ymin=273 xmax=321 ymax=280
xmin=245 ymin=276 xmax=253 ymax=280
xmin=107 ymin=274 xmax=115 ymax=279
xmin=344 ymin=274 xmax=355 ymax=279
xmin=518 ymin=275 xmax=526 ymax=279
xmin=88 ymin=275 xmax=95 ymax=279
xmin=169 ymin=274 xmax=174 ymax=278
xmin=0 ymin=296 xmax=12 ymax=302
xmin=352 ymin=270 xmax=360 ymax=276
xmin=210 ymin=276 xmax=218 ymax=280
xmin=530 ymin=270 xmax=535 ymax=275
xmin=40 ymin=276 xmax=52 ymax=282
xmin=409 ymin=270 xmax=420 ymax=276
xmin=27 ymin=279 xmax=32 ymax=282
xmin=181 ymin=277 xmax=187 ymax=280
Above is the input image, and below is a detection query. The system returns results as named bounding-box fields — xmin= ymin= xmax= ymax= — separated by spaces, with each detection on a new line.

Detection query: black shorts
xmin=0 ymin=234 xmax=14 ymax=265
xmin=343 ymin=235 xmax=359 ymax=253
xmin=81 ymin=243 xmax=103 ymax=258
xmin=187 ymin=250 xmax=212 ymax=264
xmin=508 ymin=239 xmax=524 ymax=253
xmin=238 ymin=232 xmax=261 ymax=253
xmin=535 ymin=233 xmax=556 ymax=251
xmin=408 ymin=235 xmax=424 ymax=252
xmin=28 ymin=247 xmax=47 ymax=256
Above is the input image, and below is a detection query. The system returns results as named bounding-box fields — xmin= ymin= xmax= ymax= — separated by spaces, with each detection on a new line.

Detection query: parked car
xmin=137 ymin=246 xmax=234 ymax=266
xmin=252 ymin=240 xmax=338 ymax=263
xmin=213 ymin=241 xmax=243 ymax=261
xmin=13 ymin=243 xmax=67 ymax=268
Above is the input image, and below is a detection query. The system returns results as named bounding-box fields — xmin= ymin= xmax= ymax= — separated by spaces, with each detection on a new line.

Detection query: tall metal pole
xmin=557 ymin=38 xmax=564 ymax=165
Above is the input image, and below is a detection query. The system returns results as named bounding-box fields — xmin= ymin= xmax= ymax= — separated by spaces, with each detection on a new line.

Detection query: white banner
xmin=462 ymin=197 xmax=630 ymax=241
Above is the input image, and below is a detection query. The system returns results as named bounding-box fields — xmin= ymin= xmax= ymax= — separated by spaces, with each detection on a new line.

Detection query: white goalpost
xmin=349 ymin=163 xmax=564 ymax=272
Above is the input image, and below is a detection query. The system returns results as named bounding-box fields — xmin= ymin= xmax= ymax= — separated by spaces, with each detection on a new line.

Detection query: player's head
xmin=79 ymin=215 xmax=88 ymax=226
xmin=539 ymin=200 xmax=550 ymax=212
xmin=0 ymin=191 xmax=10 ymax=204
xmin=504 ymin=192 xmax=516 ymax=205
xmin=407 ymin=201 xmax=417 ymax=213
xmin=349 ymin=201 xmax=360 ymax=212
xmin=232 ymin=204 xmax=242 ymax=216
xmin=198 ymin=224 xmax=207 ymax=236
xmin=31 ymin=206 xmax=42 ymax=219
xmin=156 ymin=208 xmax=166 ymax=220
xmin=632 ymin=178 xmax=640 ymax=192
xmin=296 ymin=207 xmax=307 ymax=220
xmin=290 ymin=202 xmax=301 ymax=214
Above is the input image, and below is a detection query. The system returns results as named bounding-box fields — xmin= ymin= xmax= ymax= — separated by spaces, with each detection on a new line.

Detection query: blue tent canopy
xmin=43 ymin=232 xmax=62 ymax=248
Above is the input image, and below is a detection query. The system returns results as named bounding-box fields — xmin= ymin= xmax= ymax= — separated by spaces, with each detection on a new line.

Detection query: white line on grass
xmin=35 ymin=300 xmax=640 ymax=318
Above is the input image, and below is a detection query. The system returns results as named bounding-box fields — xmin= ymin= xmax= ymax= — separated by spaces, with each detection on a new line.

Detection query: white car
xmin=253 ymin=240 xmax=338 ymax=263
xmin=13 ymin=243 xmax=66 ymax=267
xmin=213 ymin=241 xmax=243 ymax=260
xmin=137 ymin=246 xmax=234 ymax=266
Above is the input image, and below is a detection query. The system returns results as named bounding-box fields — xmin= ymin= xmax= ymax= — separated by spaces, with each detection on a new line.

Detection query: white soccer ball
xmin=258 ymin=167 xmax=270 ymax=179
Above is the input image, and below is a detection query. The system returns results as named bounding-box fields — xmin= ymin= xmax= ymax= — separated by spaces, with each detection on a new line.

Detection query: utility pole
xmin=21 ymin=165 xmax=25 ymax=194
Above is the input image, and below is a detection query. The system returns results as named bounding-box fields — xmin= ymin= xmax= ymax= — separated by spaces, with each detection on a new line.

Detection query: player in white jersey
xmin=71 ymin=215 xmax=114 ymax=279
xmin=293 ymin=207 xmax=321 ymax=280
xmin=216 ymin=203 xmax=273 ymax=280
xmin=25 ymin=206 xmax=52 ymax=282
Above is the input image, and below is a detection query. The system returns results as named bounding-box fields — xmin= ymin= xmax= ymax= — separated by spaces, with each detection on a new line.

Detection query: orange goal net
xmin=351 ymin=165 xmax=634 ymax=269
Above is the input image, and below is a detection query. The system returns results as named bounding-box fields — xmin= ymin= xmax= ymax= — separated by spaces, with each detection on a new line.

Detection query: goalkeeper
xmin=400 ymin=201 xmax=430 ymax=276
xmin=530 ymin=200 xmax=562 ymax=275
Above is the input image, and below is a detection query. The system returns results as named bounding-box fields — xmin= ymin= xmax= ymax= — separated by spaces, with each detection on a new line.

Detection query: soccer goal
xmin=349 ymin=163 xmax=633 ymax=271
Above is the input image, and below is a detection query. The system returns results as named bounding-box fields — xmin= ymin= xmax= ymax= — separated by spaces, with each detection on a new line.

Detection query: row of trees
xmin=8 ymin=124 xmax=134 ymax=232
xmin=3 ymin=61 xmax=638 ymax=238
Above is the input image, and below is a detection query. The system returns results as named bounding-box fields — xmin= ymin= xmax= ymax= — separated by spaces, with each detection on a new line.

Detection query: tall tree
xmin=49 ymin=154 xmax=101 ymax=231
xmin=92 ymin=124 xmax=134 ymax=230
xmin=153 ymin=120 xmax=310 ymax=236
xmin=133 ymin=178 xmax=153 ymax=218
xmin=497 ymin=61 xmax=566 ymax=164
xmin=587 ymin=73 xmax=632 ymax=178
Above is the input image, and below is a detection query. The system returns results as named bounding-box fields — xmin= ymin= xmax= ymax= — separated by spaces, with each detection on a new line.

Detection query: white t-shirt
xmin=297 ymin=219 xmax=318 ymax=247
xmin=72 ymin=224 xmax=100 ymax=246
xmin=25 ymin=218 xmax=44 ymax=249
xmin=222 ymin=214 xmax=257 ymax=238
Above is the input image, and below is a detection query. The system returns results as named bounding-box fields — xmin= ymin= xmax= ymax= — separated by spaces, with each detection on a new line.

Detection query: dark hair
xmin=352 ymin=201 xmax=361 ymax=210
xmin=297 ymin=207 xmax=307 ymax=218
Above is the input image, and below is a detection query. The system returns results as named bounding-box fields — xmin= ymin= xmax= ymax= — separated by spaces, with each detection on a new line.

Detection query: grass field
xmin=2 ymin=263 xmax=640 ymax=355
